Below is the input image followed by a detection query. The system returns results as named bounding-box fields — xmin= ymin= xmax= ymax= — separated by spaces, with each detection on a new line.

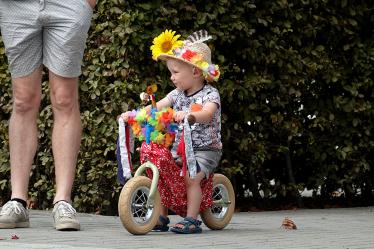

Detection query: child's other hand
xmin=174 ymin=111 xmax=187 ymax=123
xmin=118 ymin=111 xmax=130 ymax=122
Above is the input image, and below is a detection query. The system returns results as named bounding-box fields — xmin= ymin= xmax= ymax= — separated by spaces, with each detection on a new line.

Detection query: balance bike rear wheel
xmin=201 ymin=174 xmax=235 ymax=230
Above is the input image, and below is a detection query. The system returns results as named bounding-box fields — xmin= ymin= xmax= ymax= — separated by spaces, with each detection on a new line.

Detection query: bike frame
xmin=134 ymin=161 xmax=231 ymax=208
xmin=133 ymin=161 xmax=159 ymax=208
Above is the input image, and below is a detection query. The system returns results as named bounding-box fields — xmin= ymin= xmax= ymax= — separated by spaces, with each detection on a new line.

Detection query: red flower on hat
xmin=211 ymin=70 xmax=219 ymax=77
xmin=182 ymin=50 xmax=197 ymax=61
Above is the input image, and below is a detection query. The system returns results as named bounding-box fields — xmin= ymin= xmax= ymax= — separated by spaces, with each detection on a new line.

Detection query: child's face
xmin=166 ymin=59 xmax=198 ymax=91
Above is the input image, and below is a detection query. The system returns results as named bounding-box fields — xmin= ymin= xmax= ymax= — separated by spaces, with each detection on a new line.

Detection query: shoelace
xmin=0 ymin=201 xmax=25 ymax=216
xmin=56 ymin=202 xmax=77 ymax=218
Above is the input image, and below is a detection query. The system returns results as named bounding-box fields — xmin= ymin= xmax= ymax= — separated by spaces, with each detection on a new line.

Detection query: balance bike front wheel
xmin=118 ymin=176 xmax=161 ymax=235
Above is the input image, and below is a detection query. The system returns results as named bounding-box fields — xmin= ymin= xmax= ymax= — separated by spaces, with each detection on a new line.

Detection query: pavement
xmin=0 ymin=207 xmax=373 ymax=249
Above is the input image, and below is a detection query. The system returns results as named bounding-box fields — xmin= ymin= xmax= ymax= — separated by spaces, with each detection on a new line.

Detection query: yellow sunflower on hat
xmin=151 ymin=29 xmax=183 ymax=60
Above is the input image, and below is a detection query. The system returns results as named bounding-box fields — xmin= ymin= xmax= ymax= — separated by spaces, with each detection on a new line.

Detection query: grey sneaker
xmin=0 ymin=200 xmax=30 ymax=229
xmin=52 ymin=201 xmax=80 ymax=231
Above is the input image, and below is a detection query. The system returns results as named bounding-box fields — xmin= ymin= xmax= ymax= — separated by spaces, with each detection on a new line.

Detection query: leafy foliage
xmin=0 ymin=0 xmax=373 ymax=212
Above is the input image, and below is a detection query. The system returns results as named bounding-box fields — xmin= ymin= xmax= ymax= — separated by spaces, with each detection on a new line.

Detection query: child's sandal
xmin=170 ymin=217 xmax=202 ymax=234
xmin=152 ymin=215 xmax=170 ymax=232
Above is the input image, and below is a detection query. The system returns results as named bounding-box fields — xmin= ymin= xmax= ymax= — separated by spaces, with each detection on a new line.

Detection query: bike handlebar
xmin=119 ymin=112 xmax=196 ymax=125
xmin=187 ymin=114 xmax=196 ymax=125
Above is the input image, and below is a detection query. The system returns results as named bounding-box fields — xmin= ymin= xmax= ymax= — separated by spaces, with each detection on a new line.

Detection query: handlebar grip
xmin=187 ymin=114 xmax=196 ymax=125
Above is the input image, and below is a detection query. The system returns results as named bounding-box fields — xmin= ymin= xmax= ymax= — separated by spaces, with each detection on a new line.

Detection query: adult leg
xmin=9 ymin=67 xmax=43 ymax=201
xmin=49 ymin=72 xmax=81 ymax=204
xmin=0 ymin=0 xmax=45 ymax=228
xmin=0 ymin=68 xmax=41 ymax=229
xmin=45 ymin=0 xmax=92 ymax=231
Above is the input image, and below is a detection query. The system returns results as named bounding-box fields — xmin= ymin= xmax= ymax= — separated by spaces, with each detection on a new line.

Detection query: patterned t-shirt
xmin=167 ymin=84 xmax=222 ymax=152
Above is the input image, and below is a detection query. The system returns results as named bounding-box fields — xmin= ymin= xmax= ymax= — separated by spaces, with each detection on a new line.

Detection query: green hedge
xmin=1 ymin=0 xmax=373 ymax=213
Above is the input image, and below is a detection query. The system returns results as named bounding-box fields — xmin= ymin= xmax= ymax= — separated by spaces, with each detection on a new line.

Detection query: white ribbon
xmin=182 ymin=117 xmax=197 ymax=178
xmin=118 ymin=117 xmax=134 ymax=181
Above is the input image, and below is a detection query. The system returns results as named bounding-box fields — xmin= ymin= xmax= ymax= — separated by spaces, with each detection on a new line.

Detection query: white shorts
xmin=0 ymin=0 xmax=93 ymax=78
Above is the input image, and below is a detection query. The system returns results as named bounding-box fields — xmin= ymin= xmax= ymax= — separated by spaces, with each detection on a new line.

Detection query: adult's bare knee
xmin=13 ymin=93 xmax=40 ymax=114
xmin=52 ymin=93 xmax=78 ymax=114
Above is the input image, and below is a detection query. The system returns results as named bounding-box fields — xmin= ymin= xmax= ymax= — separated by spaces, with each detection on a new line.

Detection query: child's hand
xmin=173 ymin=111 xmax=187 ymax=123
xmin=118 ymin=111 xmax=130 ymax=122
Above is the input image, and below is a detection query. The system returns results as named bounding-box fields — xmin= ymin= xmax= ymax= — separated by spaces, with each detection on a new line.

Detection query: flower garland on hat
xmin=174 ymin=46 xmax=220 ymax=82
xmin=150 ymin=29 xmax=220 ymax=82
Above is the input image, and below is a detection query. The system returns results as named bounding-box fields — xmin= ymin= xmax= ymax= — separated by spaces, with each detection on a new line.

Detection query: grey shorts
xmin=195 ymin=150 xmax=222 ymax=178
xmin=0 ymin=0 xmax=93 ymax=78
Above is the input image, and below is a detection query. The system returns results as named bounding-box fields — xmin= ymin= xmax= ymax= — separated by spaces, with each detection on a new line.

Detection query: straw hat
xmin=150 ymin=30 xmax=220 ymax=82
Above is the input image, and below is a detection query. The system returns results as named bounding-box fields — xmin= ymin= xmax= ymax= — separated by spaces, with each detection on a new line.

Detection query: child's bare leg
xmin=170 ymin=172 xmax=206 ymax=232
xmin=160 ymin=206 xmax=168 ymax=218
xmin=155 ymin=206 xmax=168 ymax=226
xmin=173 ymin=171 xmax=205 ymax=231
xmin=186 ymin=172 xmax=205 ymax=218
xmin=153 ymin=205 xmax=169 ymax=231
